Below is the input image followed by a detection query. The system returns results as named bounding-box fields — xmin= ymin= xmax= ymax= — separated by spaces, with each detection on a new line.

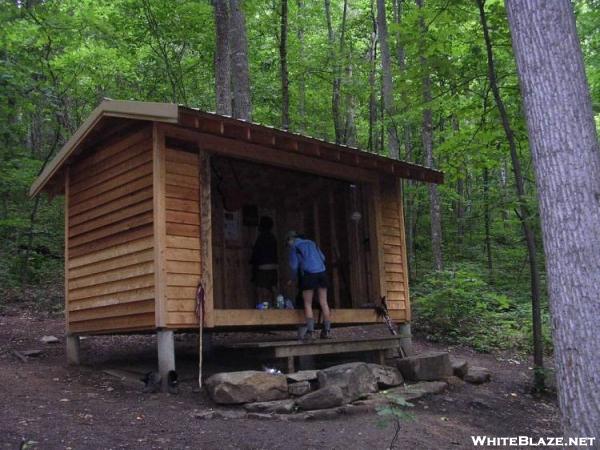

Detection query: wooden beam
xmin=198 ymin=150 xmax=214 ymax=327
xmin=396 ymin=179 xmax=411 ymax=322
xmin=65 ymin=167 xmax=71 ymax=333
xmin=368 ymin=182 xmax=386 ymax=302
xmin=152 ymin=123 xmax=167 ymax=327
xmin=212 ymin=308 xmax=392 ymax=327
xmin=328 ymin=189 xmax=341 ymax=308
xmin=158 ymin=123 xmax=379 ymax=183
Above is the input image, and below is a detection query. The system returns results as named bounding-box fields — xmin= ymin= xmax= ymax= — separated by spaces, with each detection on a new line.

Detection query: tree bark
xmin=367 ymin=1 xmax=378 ymax=152
xmin=416 ymin=0 xmax=442 ymax=271
xmin=483 ymin=167 xmax=493 ymax=280
xmin=229 ymin=0 xmax=252 ymax=121
xmin=477 ymin=0 xmax=544 ymax=387
xmin=213 ymin=0 xmax=232 ymax=115
xmin=376 ymin=0 xmax=400 ymax=159
xmin=297 ymin=0 xmax=306 ymax=133
xmin=279 ymin=0 xmax=290 ymax=130
xmin=325 ymin=0 xmax=347 ymax=144
xmin=505 ymin=0 xmax=600 ymax=436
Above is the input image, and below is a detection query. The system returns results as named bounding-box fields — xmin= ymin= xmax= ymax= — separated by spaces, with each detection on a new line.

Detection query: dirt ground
xmin=0 ymin=307 xmax=560 ymax=450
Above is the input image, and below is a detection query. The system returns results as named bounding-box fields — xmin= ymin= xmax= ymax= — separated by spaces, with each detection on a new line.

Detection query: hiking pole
xmin=195 ymin=282 xmax=205 ymax=389
xmin=374 ymin=296 xmax=406 ymax=358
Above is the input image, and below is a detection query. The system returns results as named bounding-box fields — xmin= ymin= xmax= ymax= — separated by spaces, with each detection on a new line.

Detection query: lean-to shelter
xmin=30 ymin=99 xmax=443 ymax=368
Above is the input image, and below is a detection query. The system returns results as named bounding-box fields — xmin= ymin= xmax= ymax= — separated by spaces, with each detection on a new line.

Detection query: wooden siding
xmin=379 ymin=179 xmax=409 ymax=320
xmin=164 ymin=147 xmax=202 ymax=328
xmin=67 ymin=127 xmax=155 ymax=334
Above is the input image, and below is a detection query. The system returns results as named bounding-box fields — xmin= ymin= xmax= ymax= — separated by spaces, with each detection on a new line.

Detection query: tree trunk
xmin=483 ymin=167 xmax=493 ymax=280
xmin=279 ymin=0 xmax=290 ymax=130
xmin=376 ymin=0 xmax=400 ymax=159
xmin=325 ymin=0 xmax=347 ymax=144
xmin=417 ymin=0 xmax=442 ymax=271
xmin=367 ymin=1 xmax=378 ymax=152
xmin=213 ymin=0 xmax=232 ymax=115
xmin=505 ymin=0 xmax=600 ymax=436
xmin=477 ymin=0 xmax=544 ymax=387
xmin=229 ymin=0 xmax=252 ymax=121
xmin=297 ymin=0 xmax=306 ymax=133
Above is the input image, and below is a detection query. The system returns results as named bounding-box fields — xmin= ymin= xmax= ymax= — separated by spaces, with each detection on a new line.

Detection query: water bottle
xmin=276 ymin=295 xmax=285 ymax=309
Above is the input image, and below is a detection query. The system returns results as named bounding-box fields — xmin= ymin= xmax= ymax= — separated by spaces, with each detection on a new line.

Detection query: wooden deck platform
xmin=220 ymin=335 xmax=406 ymax=373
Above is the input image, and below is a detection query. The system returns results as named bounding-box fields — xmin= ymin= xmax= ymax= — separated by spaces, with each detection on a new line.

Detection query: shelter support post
xmin=66 ymin=334 xmax=80 ymax=365
xmin=398 ymin=322 xmax=414 ymax=356
xmin=157 ymin=329 xmax=176 ymax=392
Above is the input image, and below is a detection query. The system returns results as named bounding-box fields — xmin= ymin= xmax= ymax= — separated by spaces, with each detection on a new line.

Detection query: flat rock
xmin=22 ymin=349 xmax=43 ymax=357
xmin=464 ymin=367 xmax=491 ymax=384
xmin=450 ymin=357 xmax=469 ymax=379
xmin=205 ymin=371 xmax=288 ymax=404
xmin=317 ymin=362 xmax=378 ymax=402
xmin=41 ymin=335 xmax=59 ymax=344
xmin=367 ymin=364 xmax=403 ymax=388
xmin=384 ymin=381 xmax=448 ymax=401
xmin=296 ymin=385 xmax=345 ymax=410
xmin=244 ymin=399 xmax=296 ymax=414
xmin=286 ymin=370 xmax=318 ymax=383
xmin=444 ymin=375 xmax=466 ymax=387
xmin=288 ymin=380 xmax=311 ymax=397
xmin=397 ymin=352 xmax=453 ymax=381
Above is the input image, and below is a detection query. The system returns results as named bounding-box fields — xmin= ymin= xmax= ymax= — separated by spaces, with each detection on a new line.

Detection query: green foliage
xmin=412 ymin=263 xmax=553 ymax=354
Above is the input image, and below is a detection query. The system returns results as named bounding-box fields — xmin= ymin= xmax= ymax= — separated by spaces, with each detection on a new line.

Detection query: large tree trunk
xmin=279 ymin=0 xmax=290 ymax=130
xmin=367 ymin=1 xmax=378 ymax=152
xmin=297 ymin=0 xmax=306 ymax=133
xmin=376 ymin=0 xmax=400 ymax=159
xmin=213 ymin=0 xmax=232 ymax=115
xmin=229 ymin=0 xmax=252 ymax=120
xmin=505 ymin=0 xmax=600 ymax=436
xmin=325 ymin=0 xmax=347 ymax=144
xmin=416 ymin=0 xmax=442 ymax=271
xmin=477 ymin=0 xmax=544 ymax=388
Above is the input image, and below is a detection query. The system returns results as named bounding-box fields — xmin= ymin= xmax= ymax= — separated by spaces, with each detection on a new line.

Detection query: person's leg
xmin=301 ymin=289 xmax=315 ymax=338
xmin=317 ymin=286 xmax=332 ymax=338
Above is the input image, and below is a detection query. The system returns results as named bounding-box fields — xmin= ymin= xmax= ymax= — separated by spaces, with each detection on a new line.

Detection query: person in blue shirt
xmin=286 ymin=230 xmax=332 ymax=339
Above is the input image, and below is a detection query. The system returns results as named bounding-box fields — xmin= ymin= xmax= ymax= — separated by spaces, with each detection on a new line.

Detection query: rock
xmin=397 ymin=352 xmax=453 ymax=381
xmin=367 ymin=364 xmax=403 ymax=388
xmin=286 ymin=370 xmax=318 ymax=383
xmin=22 ymin=349 xmax=43 ymax=357
xmin=317 ymin=362 xmax=378 ymax=402
xmin=205 ymin=371 xmax=288 ymax=404
xmin=384 ymin=381 xmax=448 ymax=401
xmin=288 ymin=381 xmax=311 ymax=397
xmin=194 ymin=410 xmax=215 ymax=420
xmin=41 ymin=335 xmax=59 ymax=344
xmin=304 ymin=408 xmax=342 ymax=420
xmin=246 ymin=412 xmax=274 ymax=420
xmin=244 ymin=399 xmax=296 ymax=414
xmin=450 ymin=358 xmax=469 ymax=379
xmin=296 ymin=385 xmax=345 ymax=410
xmin=444 ymin=375 xmax=466 ymax=387
xmin=464 ymin=367 xmax=491 ymax=384
xmin=213 ymin=409 xmax=247 ymax=420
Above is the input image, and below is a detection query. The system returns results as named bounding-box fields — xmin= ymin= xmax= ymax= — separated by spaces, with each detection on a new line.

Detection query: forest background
xmin=1 ymin=0 xmax=598 ymax=356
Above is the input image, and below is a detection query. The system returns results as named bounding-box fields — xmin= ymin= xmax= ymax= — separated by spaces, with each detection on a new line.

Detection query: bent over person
xmin=286 ymin=231 xmax=332 ymax=339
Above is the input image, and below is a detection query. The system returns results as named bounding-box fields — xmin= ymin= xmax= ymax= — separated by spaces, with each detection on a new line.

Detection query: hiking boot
xmin=320 ymin=328 xmax=332 ymax=339
xmin=298 ymin=326 xmax=314 ymax=341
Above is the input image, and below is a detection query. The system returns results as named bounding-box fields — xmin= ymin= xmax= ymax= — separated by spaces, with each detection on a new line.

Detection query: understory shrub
xmin=412 ymin=264 xmax=553 ymax=354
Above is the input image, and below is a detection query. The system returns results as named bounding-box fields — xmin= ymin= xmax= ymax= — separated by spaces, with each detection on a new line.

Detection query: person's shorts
xmin=255 ymin=269 xmax=278 ymax=289
xmin=300 ymin=271 xmax=328 ymax=291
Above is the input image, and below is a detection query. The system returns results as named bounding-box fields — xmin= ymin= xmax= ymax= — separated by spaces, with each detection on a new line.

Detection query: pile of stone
xmin=202 ymin=352 xmax=490 ymax=418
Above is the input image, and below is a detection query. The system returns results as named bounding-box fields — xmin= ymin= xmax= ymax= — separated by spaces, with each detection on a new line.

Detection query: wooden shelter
xmin=30 ymin=100 xmax=442 ymax=374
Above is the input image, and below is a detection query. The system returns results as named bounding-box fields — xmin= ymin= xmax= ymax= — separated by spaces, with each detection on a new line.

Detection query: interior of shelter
xmin=209 ymin=155 xmax=377 ymax=311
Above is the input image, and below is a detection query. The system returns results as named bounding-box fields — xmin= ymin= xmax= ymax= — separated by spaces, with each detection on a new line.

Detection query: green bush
xmin=412 ymin=264 xmax=553 ymax=354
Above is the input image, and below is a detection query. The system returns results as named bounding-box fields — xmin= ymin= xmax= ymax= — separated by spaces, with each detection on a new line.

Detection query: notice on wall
xmin=224 ymin=210 xmax=241 ymax=242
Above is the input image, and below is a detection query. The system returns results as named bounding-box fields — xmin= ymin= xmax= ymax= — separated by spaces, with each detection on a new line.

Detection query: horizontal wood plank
xmin=69 ymin=261 xmax=154 ymax=290
xmin=69 ymin=274 xmax=154 ymax=301
xmin=69 ymin=199 xmax=153 ymax=238
xmin=166 ymin=260 xmax=201 ymax=274
xmin=69 ymin=299 xmax=155 ymax=322
xmin=69 ymin=237 xmax=153 ymax=269
xmin=69 ymin=312 xmax=155 ymax=334
xmin=69 ymin=287 xmax=155 ymax=311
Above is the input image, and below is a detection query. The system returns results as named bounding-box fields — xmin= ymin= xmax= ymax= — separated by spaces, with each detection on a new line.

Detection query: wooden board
xmin=379 ymin=179 xmax=409 ymax=313
xmin=66 ymin=126 xmax=156 ymax=334
xmin=163 ymin=146 xmax=202 ymax=327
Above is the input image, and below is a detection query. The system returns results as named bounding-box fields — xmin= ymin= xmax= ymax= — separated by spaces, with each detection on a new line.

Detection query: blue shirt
xmin=289 ymin=238 xmax=326 ymax=278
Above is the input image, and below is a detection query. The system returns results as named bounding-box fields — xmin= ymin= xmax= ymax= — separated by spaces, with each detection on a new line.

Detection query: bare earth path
xmin=0 ymin=309 xmax=559 ymax=449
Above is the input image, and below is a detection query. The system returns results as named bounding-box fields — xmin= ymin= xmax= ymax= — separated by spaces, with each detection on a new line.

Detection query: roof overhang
xmin=30 ymin=99 xmax=443 ymax=197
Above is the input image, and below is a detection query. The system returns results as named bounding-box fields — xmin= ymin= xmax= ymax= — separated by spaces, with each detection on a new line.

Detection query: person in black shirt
xmin=250 ymin=216 xmax=278 ymax=306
